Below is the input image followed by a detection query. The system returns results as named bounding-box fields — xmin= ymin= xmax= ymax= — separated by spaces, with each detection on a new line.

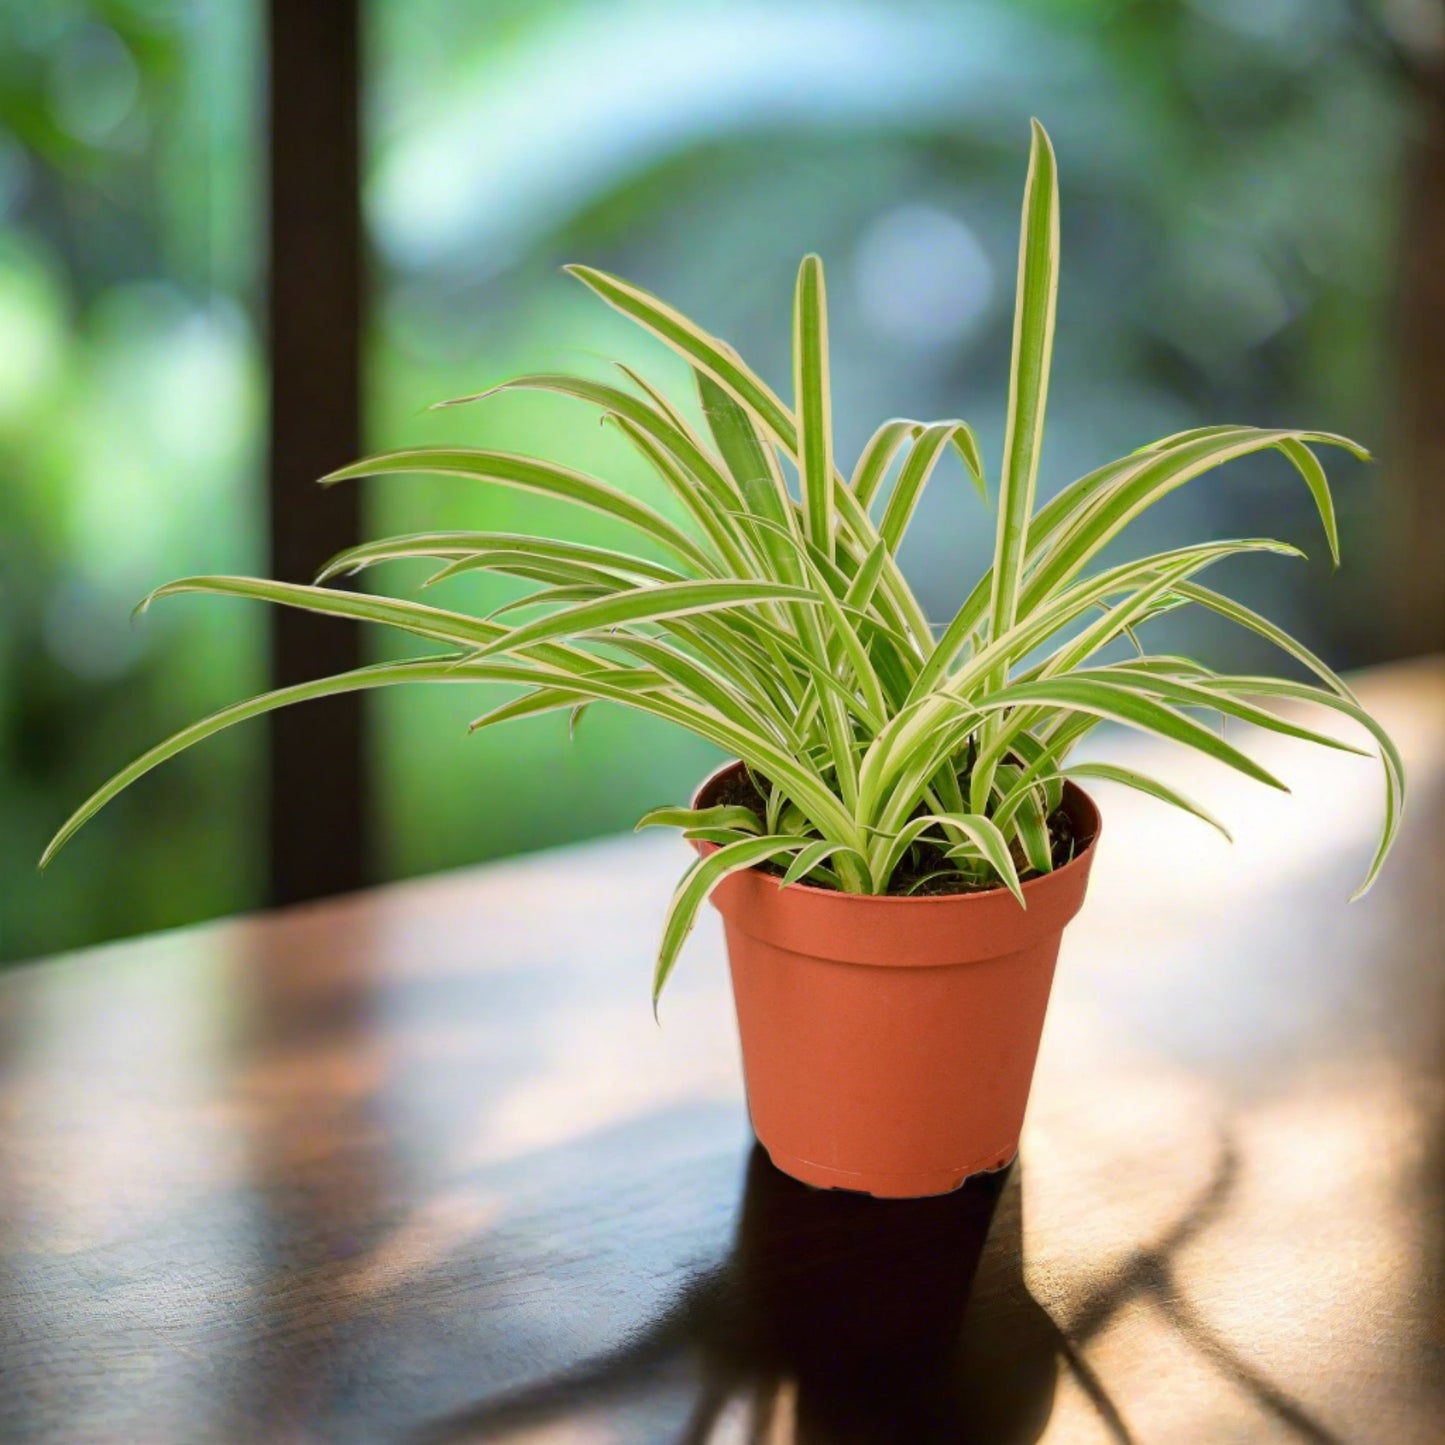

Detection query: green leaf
xmin=465 ymin=579 xmax=824 ymax=662
xmin=567 ymin=262 xmax=934 ymax=649
xmin=793 ymin=254 xmax=835 ymax=559
xmin=462 ymin=655 xmax=865 ymax=848
xmin=598 ymin=631 xmax=801 ymax=743
xmin=780 ymin=840 xmax=865 ymax=887
xmin=948 ymin=422 xmax=987 ymax=498
xmin=1055 ymin=761 xmax=1233 ymax=840
xmin=1273 ymin=436 xmax=1339 ymax=567
xmin=468 ymin=686 xmax=636 ymax=735
xmin=1182 ymin=675 xmax=1404 ymax=898
xmin=566 ymin=266 xmax=795 ymax=446
xmin=134 ymin=576 xmax=606 ymax=679
xmin=437 ymin=370 xmax=744 ymax=514
xmin=1077 ymin=665 xmax=1370 ymax=757
xmin=485 ymin=584 xmax=609 ymax=622
xmin=695 ymin=369 xmax=797 ymax=548
xmin=978 ymin=675 xmax=1291 ymax=794
xmin=1020 ymin=429 xmax=1358 ymax=613
xmin=462 ymin=664 xmax=666 ymax=732
xmin=878 ymin=422 xmax=985 ymax=553
xmin=654 ymin=835 xmax=806 ymax=1010
xmin=914 ymin=537 xmax=1302 ymax=704
xmin=1171 ymin=581 xmax=1353 ymax=697
xmin=926 ymin=426 xmax=1361 ymax=689
xmin=928 ymin=812 xmax=1026 ymax=905
xmin=637 ymin=804 xmax=763 ymax=835
xmin=424 ymin=539 xmax=681 ymax=590
xmin=601 ymin=410 xmax=752 ymax=577
xmin=321 ymin=447 xmax=714 ymax=573
xmin=842 ymin=540 xmax=889 ymax=615
xmin=851 ymin=419 xmax=921 ymax=509
xmin=318 ymin=532 xmax=684 ymax=588
xmin=613 ymin=362 xmax=707 ymax=447
xmin=723 ymin=511 xmax=889 ymax=724
xmin=41 ymin=657 xmax=477 ymax=868
xmin=987 ymin=118 xmax=1060 ymax=662
xmin=996 ymin=764 xmax=1053 ymax=873
xmin=1029 ymin=550 xmax=1279 ymax=683
xmin=682 ymin=826 xmax=766 ymax=846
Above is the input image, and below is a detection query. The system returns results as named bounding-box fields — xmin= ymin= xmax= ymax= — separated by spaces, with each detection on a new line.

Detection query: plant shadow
xmin=415 ymin=1127 xmax=1357 ymax=1443
xmin=415 ymin=1145 xmax=1116 ymax=1443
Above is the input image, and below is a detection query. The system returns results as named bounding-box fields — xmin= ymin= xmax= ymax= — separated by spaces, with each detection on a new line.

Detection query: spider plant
xmin=42 ymin=121 xmax=1402 ymax=1007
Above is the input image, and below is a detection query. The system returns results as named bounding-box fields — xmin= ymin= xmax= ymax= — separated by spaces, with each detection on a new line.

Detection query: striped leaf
xmin=793 ymin=254 xmax=835 ymax=558
xmin=41 ymin=656 xmax=490 ymax=868
xmin=851 ymin=419 xmax=922 ymax=509
xmin=321 ymin=447 xmax=713 ymax=573
xmin=655 ymin=835 xmax=807 ymax=1008
xmin=878 ymin=422 xmax=986 ymax=554
xmin=637 ymin=804 xmax=763 ymax=835
xmin=465 ymin=579 xmax=823 ymax=662
xmin=987 ymin=118 xmax=1060 ymax=663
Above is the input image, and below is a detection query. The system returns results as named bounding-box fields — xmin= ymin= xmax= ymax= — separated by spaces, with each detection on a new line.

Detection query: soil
xmin=709 ymin=767 xmax=1077 ymax=897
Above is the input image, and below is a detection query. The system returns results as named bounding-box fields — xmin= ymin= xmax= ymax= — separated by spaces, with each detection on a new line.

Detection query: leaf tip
xmin=131 ymin=588 xmax=163 ymax=622
xmin=1348 ymin=877 xmax=1377 ymax=904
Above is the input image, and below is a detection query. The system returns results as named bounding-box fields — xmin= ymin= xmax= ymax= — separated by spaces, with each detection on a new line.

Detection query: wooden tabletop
xmin=2 ymin=660 xmax=1442 ymax=1445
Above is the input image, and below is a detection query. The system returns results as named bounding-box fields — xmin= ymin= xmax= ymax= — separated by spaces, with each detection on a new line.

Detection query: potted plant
xmin=42 ymin=121 xmax=1403 ymax=1197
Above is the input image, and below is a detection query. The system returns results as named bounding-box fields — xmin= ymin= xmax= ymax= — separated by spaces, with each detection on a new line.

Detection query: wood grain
xmin=1 ymin=660 xmax=1441 ymax=1444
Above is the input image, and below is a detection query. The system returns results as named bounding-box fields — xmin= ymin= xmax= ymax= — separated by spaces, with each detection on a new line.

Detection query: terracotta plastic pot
xmin=694 ymin=762 xmax=1101 ymax=1199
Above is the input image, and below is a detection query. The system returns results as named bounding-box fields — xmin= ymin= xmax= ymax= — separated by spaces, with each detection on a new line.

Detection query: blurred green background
xmin=0 ymin=0 xmax=1433 ymax=962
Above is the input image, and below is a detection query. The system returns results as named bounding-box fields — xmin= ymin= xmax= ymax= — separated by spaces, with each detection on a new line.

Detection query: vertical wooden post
xmin=1392 ymin=59 xmax=1445 ymax=658
xmin=265 ymin=0 xmax=368 ymax=904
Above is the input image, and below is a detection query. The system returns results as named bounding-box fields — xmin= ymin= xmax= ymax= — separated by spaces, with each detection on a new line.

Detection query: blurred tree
xmin=0 ymin=0 xmax=262 ymax=963
xmin=1355 ymin=0 xmax=1445 ymax=656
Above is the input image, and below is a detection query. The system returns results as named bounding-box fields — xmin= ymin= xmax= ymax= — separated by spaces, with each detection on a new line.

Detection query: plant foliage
xmin=42 ymin=122 xmax=1404 ymax=1005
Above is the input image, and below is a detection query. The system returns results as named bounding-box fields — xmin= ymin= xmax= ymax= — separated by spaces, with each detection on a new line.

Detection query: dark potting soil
xmin=709 ymin=767 xmax=1077 ymax=897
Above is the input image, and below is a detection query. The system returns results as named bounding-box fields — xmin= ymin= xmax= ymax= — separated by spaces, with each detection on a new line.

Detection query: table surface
xmin=2 ymin=660 xmax=1442 ymax=1445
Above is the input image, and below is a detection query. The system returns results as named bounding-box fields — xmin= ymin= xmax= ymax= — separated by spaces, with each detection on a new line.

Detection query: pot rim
xmin=691 ymin=758 xmax=1101 ymax=908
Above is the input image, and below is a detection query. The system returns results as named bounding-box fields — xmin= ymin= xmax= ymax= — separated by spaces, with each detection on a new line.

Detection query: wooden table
xmin=2 ymin=661 xmax=1441 ymax=1444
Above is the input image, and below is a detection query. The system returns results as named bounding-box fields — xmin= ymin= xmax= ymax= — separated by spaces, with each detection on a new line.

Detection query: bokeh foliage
xmin=1 ymin=0 xmax=1415 ymax=960
xmin=0 ymin=0 xmax=262 ymax=961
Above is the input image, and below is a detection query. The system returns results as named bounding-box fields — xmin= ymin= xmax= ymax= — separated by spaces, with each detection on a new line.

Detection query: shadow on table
xmin=415 ymin=1144 xmax=1120 ymax=1443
